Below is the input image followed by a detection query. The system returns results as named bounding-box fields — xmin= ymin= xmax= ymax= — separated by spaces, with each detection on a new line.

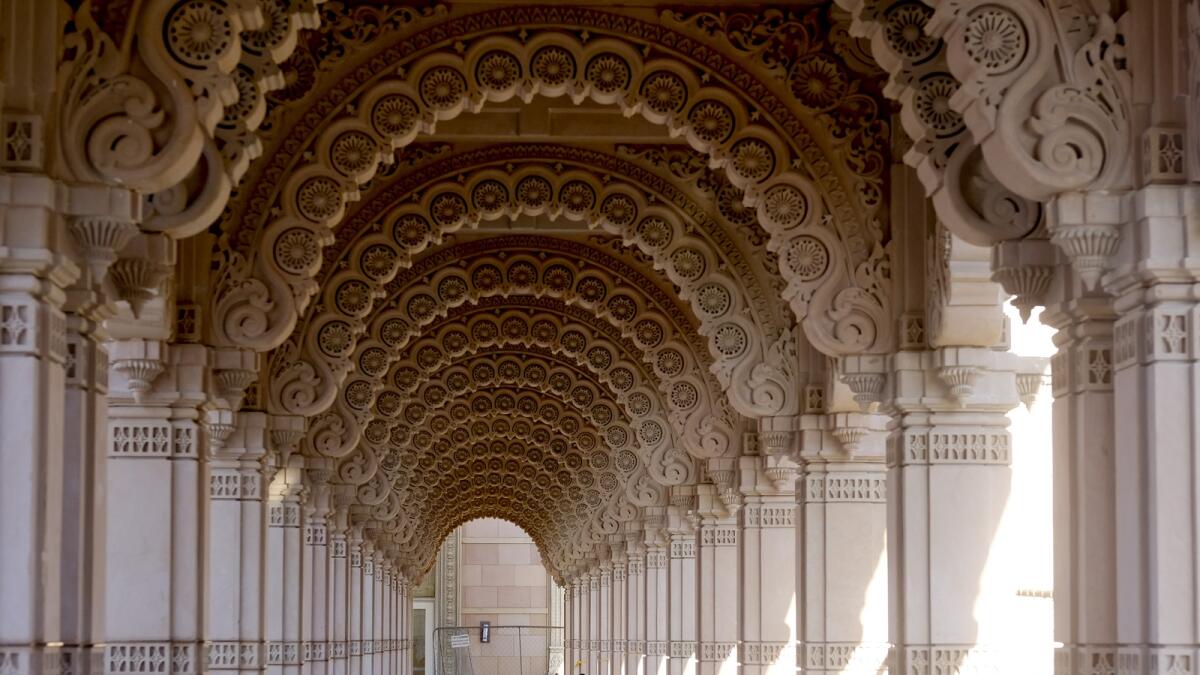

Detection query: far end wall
xmin=459 ymin=518 xmax=551 ymax=627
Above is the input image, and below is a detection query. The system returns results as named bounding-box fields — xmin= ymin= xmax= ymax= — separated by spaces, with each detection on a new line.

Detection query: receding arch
xmin=212 ymin=23 xmax=893 ymax=364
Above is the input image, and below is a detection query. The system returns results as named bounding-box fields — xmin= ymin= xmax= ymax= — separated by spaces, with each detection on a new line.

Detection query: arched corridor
xmin=1 ymin=1 xmax=1197 ymax=674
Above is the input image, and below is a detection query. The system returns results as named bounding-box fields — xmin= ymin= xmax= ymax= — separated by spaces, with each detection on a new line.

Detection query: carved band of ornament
xmin=646 ymin=642 xmax=668 ymax=657
xmin=804 ymin=474 xmax=886 ymax=504
xmin=740 ymin=642 xmax=787 ymax=666
xmin=0 ymin=302 xmax=68 ymax=363
xmin=899 ymin=645 xmax=1008 ymax=673
xmin=700 ymin=528 xmax=738 ymax=547
xmin=265 ymin=642 xmax=303 ymax=666
xmin=890 ymin=430 xmax=1011 ymax=467
xmin=800 ymin=642 xmax=889 ymax=670
xmin=102 ymin=643 xmax=202 ymax=674
xmin=669 ymin=642 xmax=696 ymax=659
xmin=670 ymin=541 xmax=696 ymax=559
xmin=699 ymin=643 xmax=737 ymax=662
xmin=1114 ymin=310 xmax=1193 ymax=372
xmin=109 ymin=421 xmax=197 ymax=459
xmin=207 ymin=641 xmax=261 ymax=670
xmin=739 ymin=499 xmax=796 ymax=526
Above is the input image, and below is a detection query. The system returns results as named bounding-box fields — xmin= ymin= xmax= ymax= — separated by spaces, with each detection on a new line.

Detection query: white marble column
xmin=642 ymin=514 xmax=669 ymax=675
xmin=666 ymin=499 xmax=696 ymax=675
xmin=1040 ymin=291 xmax=1117 ymax=673
xmin=588 ymin=569 xmax=600 ymax=675
xmin=267 ymin=465 xmax=306 ymax=675
xmin=1104 ymin=184 xmax=1200 ymax=668
xmin=371 ymin=549 xmax=384 ymax=675
xmin=329 ymin=506 xmax=350 ymax=674
xmin=105 ymin=341 xmax=210 ymax=674
xmin=568 ymin=579 xmax=581 ymax=675
xmin=305 ymin=467 xmax=333 ymax=675
xmin=204 ymin=413 xmax=267 ymax=672
xmin=794 ymin=418 xmax=889 ymax=675
xmin=600 ymin=561 xmax=613 ymax=675
xmin=240 ymin=426 xmax=272 ymax=675
xmin=58 ymin=292 xmax=109 ymax=675
xmin=738 ymin=454 xmax=798 ymax=675
xmin=610 ymin=540 xmax=628 ymax=675
xmin=348 ymin=528 xmax=365 ymax=675
xmin=867 ymin=347 xmax=1031 ymax=673
xmin=694 ymin=486 xmax=737 ymax=675
xmin=362 ymin=542 xmax=377 ymax=675
xmin=624 ymin=529 xmax=645 ymax=675
xmin=0 ymin=174 xmax=77 ymax=675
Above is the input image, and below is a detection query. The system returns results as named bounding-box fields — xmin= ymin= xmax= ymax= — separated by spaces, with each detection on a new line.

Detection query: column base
xmin=207 ymin=642 xmax=264 ymax=671
xmin=0 ymin=644 xmax=93 ymax=675
xmin=1056 ymin=644 xmax=1200 ymax=675
xmin=800 ymin=642 xmax=889 ymax=674
xmin=892 ymin=644 xmax=1005 ymax=674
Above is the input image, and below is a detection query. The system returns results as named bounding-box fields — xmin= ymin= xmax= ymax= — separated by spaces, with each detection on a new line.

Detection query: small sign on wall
xmin=449 ymin=634 xmax=470 ymax=649
xmin=480 ymin=621 xmax=491 ymax=643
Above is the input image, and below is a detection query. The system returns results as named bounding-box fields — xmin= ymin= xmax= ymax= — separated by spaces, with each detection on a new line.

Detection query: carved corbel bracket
xmin=1047 ymin=190 xmax=1127 ymax=292
xmin=991 ymin=239 xmax=1057 ymax=323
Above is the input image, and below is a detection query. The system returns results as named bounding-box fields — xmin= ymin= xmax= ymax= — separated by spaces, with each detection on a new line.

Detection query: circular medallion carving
xmin=784 ymin=235 xmax=829 ymax=281
xmin=273 ymin=228 xmax=319 ymax=275
xmin=371 ymin=95 xmax=419 ymax=138
xmin=296 ymin=177 xmax=343 ymax=222
xmin=317 ymin=321 xmax=354 ymax=358
xmin=713 ymin=322 xmax=749 ymax=358
xmin=420 ymin=66 xmax=467 ymax=110
xmin=640 ymin=71 xmax=688 ymax=114
xmin=360 ymin=244 xmax=398 ymax=280
xmin=532 ymin=46 xmax=576 ymax=86
xmin=335 ymin=279 xmax=372 ymax=315
xmin=914 ymin=74 xmax=963 ymax=135
xmin=963 ymin=7 xmax=1027 ymax=74
xmin=688 ymin=100 xmax=735 ymax=143
xmin=789 ymin=54 xmax=849 ymax=110
xmin=330 ymin=131 xmax=378 ymax=176
xmin=763 ymin=184 xmax=809 ymax=230
xmin=585 ymin=54 xmax=632 ymax=95
xmin=884 ymin=2 xmax=939 ymax=62
xmin=475 ymin=50 xmax=522 ymax=91
xmin=729 ymin=139 xmax=776 ymax=183
xmin=166 ymin=0 xmax=234 ymax=67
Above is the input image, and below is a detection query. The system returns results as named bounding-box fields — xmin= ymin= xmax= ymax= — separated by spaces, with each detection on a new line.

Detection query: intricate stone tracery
xmin=210 ymin=22 xmax=895 ymax=363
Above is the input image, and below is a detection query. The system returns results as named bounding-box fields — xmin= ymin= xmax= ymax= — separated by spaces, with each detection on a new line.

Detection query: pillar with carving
xmin=624 ymin=526 xmax=646 ymax=675
xmin=738 ymin=451 xmax=799 ymax=675
xmin=205 ymin=413 xmax=268 ymax=673
xmin=349 ymin=528 xmax=366 ymax=675
xmin=266 ymin=464 xmax=305 ymax=675
xmin=588 ymin=568 xmax=601 ymax=675
xmin=329 ymin=500 xmax=350 ymax=674
xmin=361 ymin=539 xmax=376 ymax=675
xmin=59 ymin=271 xmax=115 ymax=675
xmin=610 ymin=538 xmax=628 ymax=675
xmin=305 ymin=465 xmax=333 ymax=675
xmin=794 ymin=414 xmax=889 ymax=675
xmin=858 ymin=346 xmax=1036 ymax=673
xmin=1103 ymin=181 xmax=1200 ymax=667
xmin=1036 ymin=279 xmax=1117 ymax=673
xmin=666 ymin=493 xmax=697 ymax=675
xmin=642 ymin=513 xmax=669 ymax=675
xmin=694 ymin=485 xmax=737 ymax=675
xmin=104 ymin=340 xmax=212 ymax=675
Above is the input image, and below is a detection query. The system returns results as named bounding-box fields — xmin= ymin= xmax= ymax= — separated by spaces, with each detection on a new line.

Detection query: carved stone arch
xmin=284 ymin=249 xmax=738 ymax=463
xmin=212 ymin=22 xmax=894 ymax=361
xmin=342 ymin=302 xmax=716 ymax=468
xmin=268 ymin=170 xmax=786 ymax=434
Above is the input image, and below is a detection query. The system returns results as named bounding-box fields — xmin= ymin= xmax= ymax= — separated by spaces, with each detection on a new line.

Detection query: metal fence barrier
xmin=434 ymin=626 xmax=564 ymax=675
